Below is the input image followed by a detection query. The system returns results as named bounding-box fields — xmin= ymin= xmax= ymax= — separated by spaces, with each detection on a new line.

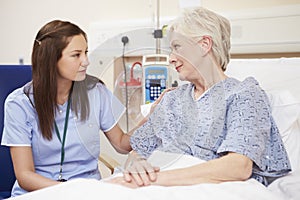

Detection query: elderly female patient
xmin=109 ymin=6 xmax=291 ymax=188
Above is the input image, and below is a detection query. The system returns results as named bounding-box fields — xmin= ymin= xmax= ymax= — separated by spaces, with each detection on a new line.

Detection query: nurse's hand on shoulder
xmin=150 ymin=87 xmax=176 ymax=113
xmin=137 ymin=87 xmax=176 ymax=127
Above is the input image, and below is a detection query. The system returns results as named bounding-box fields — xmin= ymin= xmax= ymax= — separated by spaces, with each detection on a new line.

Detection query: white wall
xmin=1 ymin=0 xmax=300 ymax=64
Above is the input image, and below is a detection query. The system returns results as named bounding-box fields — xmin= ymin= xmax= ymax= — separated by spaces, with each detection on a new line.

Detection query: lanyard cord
xmin=54 ymin=94 xmax=72 ymax=181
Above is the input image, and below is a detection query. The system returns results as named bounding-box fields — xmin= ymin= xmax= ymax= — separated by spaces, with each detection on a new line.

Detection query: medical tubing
xmin=121 ymin=36 xmax=129 ymax=133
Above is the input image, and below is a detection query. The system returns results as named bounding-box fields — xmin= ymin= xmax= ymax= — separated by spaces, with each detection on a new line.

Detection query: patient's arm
xmin=109 ymin=152 xmax=252 ymax=187
xmin=152 ymin=152 xmax=253 ymax=186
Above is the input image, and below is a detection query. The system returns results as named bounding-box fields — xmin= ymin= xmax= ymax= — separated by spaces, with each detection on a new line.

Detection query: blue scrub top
xmin=1 ymin=81 xmax=125 ymax=197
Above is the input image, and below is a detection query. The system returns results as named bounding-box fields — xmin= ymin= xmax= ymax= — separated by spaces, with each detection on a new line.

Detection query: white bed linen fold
xmin=10 ymin=176 xmax=285 ymax=200
xmin=10 ymin=151 xmax=291 ymax=200
xmin=268 ymin=170 xmax=300 ymax=200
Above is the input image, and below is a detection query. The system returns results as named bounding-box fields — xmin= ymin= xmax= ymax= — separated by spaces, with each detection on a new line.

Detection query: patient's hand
xmin=107 ymin=176 xmax=140 ymax=188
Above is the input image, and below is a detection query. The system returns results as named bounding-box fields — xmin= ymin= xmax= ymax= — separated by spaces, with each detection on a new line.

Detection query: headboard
xmin=231 ymin=52 xmax=300 ymax=59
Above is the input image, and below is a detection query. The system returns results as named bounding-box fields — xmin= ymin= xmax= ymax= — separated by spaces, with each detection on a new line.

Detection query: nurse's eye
xmin=72 ymin=53 xmax=81 ymax=57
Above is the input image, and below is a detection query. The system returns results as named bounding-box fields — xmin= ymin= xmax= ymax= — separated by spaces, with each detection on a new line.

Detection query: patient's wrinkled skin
xmin=107 ymin=176 xmax=139 ymax=188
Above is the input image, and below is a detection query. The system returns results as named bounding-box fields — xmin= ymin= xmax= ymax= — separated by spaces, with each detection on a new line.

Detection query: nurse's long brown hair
xmin=31 ymin=20 xmax=101 ymax=140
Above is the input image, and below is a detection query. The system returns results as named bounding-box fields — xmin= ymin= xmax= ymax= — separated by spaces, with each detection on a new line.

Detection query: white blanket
xmin=11 ymin=151 xmax=297 ymax=200
xmin=10 ymin=178 xmax=282 ymax=200
xmin=268 ymin=170 xmax=300 ymax=200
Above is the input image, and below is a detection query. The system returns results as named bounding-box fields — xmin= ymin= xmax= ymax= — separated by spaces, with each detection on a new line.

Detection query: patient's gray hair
xmin=168 ymin=7 xmax=231 ymax=71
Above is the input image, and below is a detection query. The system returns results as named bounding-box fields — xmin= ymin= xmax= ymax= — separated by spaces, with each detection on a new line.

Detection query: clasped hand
xmin=108 ymin=151 xmax=160 ymax=188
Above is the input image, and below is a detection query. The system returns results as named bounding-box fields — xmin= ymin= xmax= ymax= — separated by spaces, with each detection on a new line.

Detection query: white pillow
xmin=267 ymin=90 xmax=300 ymax=171
xmin=226 ymin=58 xmax=300 ymax=101
xmin=267 ymin=90 xmax=300 ymax=134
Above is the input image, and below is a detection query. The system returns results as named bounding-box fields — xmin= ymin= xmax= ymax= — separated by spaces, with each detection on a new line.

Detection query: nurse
xmin=1 ymin=20 xmax=135 ymax=197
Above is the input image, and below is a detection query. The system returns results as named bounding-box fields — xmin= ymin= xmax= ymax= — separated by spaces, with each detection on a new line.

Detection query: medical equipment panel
xmin=142 ymin=54 xmax=169 ymax=104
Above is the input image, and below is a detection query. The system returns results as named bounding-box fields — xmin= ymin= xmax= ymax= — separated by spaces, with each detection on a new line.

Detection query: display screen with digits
xmin=148 ymin=69 xmax=165 ymax=75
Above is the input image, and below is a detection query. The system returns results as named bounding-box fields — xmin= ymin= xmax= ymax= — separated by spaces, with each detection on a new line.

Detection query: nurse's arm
xmin=104 ymin=125 xmax=132 ymax=154
xmin=105 ymin=88 xmax=176 ymax=155
xmin=10 ymin=146 xmax=60 ymax=192
xmin=104 ymin=115 xmax=150 ymax=154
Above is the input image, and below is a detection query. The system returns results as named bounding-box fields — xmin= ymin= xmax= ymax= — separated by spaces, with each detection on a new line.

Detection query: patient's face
xmin=168 ymin=31 xmax=205 ymax=82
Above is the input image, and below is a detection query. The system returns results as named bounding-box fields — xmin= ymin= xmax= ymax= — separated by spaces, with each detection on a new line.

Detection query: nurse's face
xmin=57 ymin=34 xmax=89 ymax=82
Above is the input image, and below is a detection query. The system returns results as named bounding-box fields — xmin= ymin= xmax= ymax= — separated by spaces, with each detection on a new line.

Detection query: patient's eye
xmin=174 ymin=44 xmax=181 ymax=50
xmin=170 ymin=43 xmax=181 ymax=53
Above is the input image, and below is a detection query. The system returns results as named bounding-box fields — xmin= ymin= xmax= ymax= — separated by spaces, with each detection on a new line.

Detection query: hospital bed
xmin=6 ymin=56 xmax=300 ymax=200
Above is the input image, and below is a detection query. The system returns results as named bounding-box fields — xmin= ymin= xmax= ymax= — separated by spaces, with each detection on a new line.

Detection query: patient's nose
xmin=169 ymin=54 xmax=177 ymax=65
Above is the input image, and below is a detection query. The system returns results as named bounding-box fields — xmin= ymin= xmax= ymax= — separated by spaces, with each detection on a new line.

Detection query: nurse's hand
xmin=122 ymin=151 xmax=160 ymax=186
xmin=137 ymin=87 xmax=176 ymax=127
xmin=149 ymin=87 xmax=176 ymax=114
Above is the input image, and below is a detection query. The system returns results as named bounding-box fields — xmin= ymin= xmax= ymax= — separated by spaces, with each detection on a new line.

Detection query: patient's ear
xmin=198 ymin=36 xmax=212 ymax=55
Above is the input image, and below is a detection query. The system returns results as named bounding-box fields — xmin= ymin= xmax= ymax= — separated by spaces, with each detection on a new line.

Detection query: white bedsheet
xmin=9 ymin=178 xmax=283 ymax=200
xmin=268 ymin=170 xmax=300 ymax=200
xmin=10 ymin=151 xmax=299 ymax=200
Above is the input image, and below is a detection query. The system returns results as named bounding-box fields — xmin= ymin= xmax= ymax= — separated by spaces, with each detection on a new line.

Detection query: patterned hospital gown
xmin=130 ymin=77 xmax=291 ymax=186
